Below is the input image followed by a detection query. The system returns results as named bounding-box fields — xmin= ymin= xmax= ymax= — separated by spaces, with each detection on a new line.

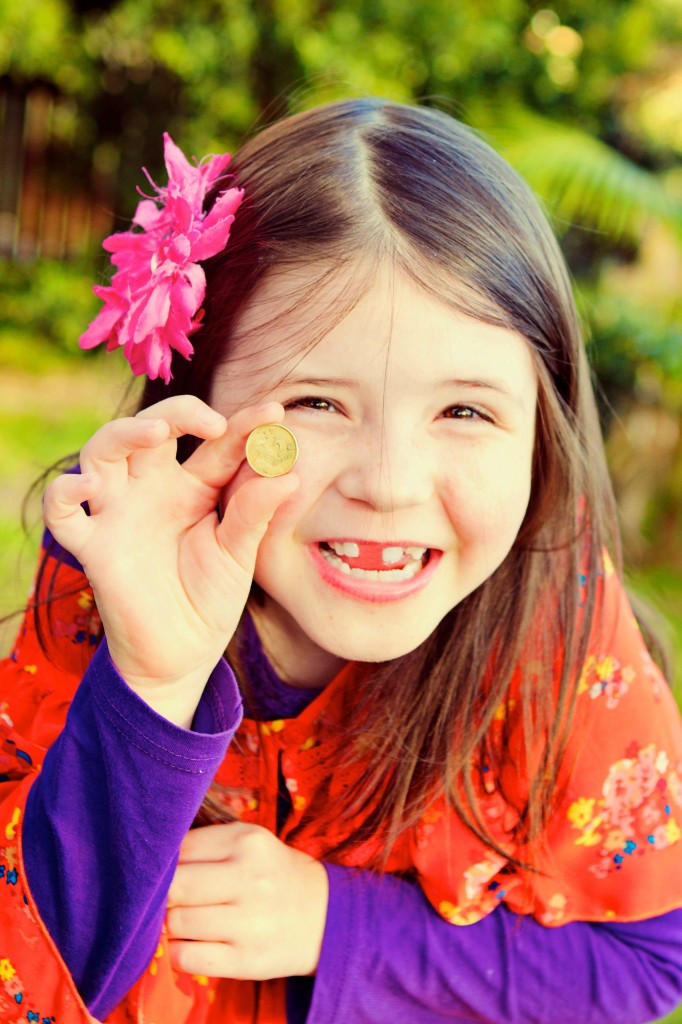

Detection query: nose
xmin=336 ymin=422 xmax=435 ymax=512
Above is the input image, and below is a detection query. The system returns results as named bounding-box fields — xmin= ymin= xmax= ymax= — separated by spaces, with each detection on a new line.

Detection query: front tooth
xmin=382 ymin=546 xmax=405 ymax=565
xmin=405 ymin=546 xmax=426 ymax=560
xmin=330 ymin=541 xmax=360 ymax=558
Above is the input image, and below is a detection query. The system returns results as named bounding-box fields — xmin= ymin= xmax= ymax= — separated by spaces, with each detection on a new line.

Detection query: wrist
xmin=107 ymin=653 xmax=219 ymax=729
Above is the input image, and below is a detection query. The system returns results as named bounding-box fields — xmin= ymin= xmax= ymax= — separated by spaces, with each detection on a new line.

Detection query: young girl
xmin=1 ymin=98 xmax=682 ymax=1024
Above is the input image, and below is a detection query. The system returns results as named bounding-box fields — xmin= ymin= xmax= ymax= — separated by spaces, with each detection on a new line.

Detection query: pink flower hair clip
xmin=79 ymin=133 xmax=244 ymax=384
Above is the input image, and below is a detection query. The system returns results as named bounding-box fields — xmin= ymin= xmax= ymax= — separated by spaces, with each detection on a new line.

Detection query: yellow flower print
xmin=463 ymin=855 xmax=506 ymax=901
xmin=4 ymin=807 xmax=20 ymax=841
xmin=494 ymin=699 xmax=516 ymax=722
xmin=578 ymin=653 xmax=632 ymax=708
xmin=596 ymin=656 xmax=616 ymax=681
xmin=575 ymin=819 xmax=603 ymax=846
xmin=260 ymin=720 xmax=285 ymax=736
xmin=602 ymin=828 xmax=627 ymax=852
xmin=567 ymin=797 xmax=596 ymax=831
xmin=665 ymin=818 xmax=681 ymax=845
xmin=148 ymin=941 xmax=164 ymax=976
xmin=439 ymin=901 xmax=485 ymax=925
xmin=578 ymin=656 xmax=595 ymax=694
xmin=0 ymin=958 xmax=15 ymax=982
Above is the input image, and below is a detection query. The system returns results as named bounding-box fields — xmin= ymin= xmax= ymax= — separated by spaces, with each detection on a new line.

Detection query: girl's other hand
xmin=166 ymin=823 xmax=329 ymax=979
xmin=43 ymin=396 xmax=299 ymax=726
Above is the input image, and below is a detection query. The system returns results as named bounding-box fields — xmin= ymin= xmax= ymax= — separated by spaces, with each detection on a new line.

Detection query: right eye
xmin=284 ymin=396 xmax=341 ymax=413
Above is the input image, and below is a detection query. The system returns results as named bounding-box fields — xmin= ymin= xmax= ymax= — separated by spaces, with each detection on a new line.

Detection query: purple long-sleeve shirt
xmin=23 ymin=633 xmax=682 ymax=1023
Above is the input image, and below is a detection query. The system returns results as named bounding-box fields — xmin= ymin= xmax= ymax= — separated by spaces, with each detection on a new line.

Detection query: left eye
xmin=440 ymin=405 xmax=490 ymax=421
xmin=284 ymin=396 xmax=340 ymax=413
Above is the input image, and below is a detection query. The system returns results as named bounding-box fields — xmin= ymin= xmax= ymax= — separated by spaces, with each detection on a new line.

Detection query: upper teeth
xmin=327 ymin=542 xmax=427 ymax=564
xmin=329 ymin=542 xmax=360 ymax=558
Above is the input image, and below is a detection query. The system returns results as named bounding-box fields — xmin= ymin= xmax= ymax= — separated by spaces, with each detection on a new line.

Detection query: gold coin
xmin=245 ymin=423 xmax=299 ymax=477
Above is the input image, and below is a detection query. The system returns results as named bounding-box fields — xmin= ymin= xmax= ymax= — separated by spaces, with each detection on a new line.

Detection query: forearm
xmin=308 ymin=864 xmax=682 ymax=1024
xmin=23 ymin=638 xmax=241 ymax=1019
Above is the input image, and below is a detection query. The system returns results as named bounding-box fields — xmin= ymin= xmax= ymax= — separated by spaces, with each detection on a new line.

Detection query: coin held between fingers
xmin=246 ymin=423 xmax=299 ymax=477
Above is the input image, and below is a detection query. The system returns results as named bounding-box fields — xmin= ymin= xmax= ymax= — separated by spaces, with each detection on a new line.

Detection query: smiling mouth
xmin=318 ymin=540 xmax=430 ymax=581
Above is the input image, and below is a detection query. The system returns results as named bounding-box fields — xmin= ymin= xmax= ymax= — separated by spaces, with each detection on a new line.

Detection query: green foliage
xmin=585 ymin=286 xmax=682 ymax=385
xmin=483 ymin=107 xmax=682 ymax=244
xmin=0 ymin=260 xmax=102 ymax=367
xmin=0 ymin=0 xmax=88 ymax=92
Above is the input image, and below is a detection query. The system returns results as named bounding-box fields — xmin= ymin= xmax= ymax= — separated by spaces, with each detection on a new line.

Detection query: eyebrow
xmin=281 ymin=374 xmax=523 ymax=404
xmin=445 ymin=377 xmax=515 ymax=395
xmin=280 ymin=375 xmax=359 ymax=388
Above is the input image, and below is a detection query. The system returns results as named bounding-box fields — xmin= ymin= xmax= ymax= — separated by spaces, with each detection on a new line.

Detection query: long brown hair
xmin=53 ymin=99 xmax=622 ymax=860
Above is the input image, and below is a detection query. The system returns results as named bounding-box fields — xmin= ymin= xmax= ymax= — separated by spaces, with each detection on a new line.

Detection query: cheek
xmin=442 ymin=456 xmax=532 ymax=546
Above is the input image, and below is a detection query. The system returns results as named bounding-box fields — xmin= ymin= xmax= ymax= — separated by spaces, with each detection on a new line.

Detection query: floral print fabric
xmin=0 ymin=548 xmax=681 ymax=1023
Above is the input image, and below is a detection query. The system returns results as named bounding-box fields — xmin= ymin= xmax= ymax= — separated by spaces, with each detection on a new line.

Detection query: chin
xmin=308 ymin=616 xmax=440 ymax=666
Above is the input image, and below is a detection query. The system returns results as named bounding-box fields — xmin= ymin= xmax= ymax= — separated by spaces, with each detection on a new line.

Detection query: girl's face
xmin=211 ymin=264 xmax=538 ymax=687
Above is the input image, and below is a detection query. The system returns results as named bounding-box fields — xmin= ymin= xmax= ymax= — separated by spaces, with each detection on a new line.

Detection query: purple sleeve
xmin=23 ymin=638 xmax=241 ymax=1020
xmin=308 ymin=863 xmax=682 ymax=1024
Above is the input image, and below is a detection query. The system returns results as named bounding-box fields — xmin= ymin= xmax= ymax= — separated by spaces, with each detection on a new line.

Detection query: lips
xmin=309 ymin=539 xmax=441 ymax=603
xmin=318 ymin=540 xmax=429 ymax=580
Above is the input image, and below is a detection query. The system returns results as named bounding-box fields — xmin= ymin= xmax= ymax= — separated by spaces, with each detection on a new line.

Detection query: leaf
xmin=484 ymin=107 xmax=682 ymax=244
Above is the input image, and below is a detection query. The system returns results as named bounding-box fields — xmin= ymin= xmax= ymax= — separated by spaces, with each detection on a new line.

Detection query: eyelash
xmin=440 ymin=404 xmax=492 ymax=423
xmin=284 ymin=396 xmax=340 ymax=413
xmin=284 ymin=397 xmax=493 ymax=423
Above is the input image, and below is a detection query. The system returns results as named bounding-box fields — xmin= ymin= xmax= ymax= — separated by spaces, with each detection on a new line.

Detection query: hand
xmin=43 ymin=396 xmax=299 ymax=725
xmin=167 ymin=823 xmax=329 ymax=979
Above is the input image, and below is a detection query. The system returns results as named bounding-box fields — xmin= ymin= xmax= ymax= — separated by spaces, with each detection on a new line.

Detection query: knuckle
xmin=43 ymin=477 xmax=60 ymax=505
xmin=234 ymin=824 xmax=270 ymax=859
xmin=43 ymin=473 xmax=75 ymax=510
xmin=138 ymin=394 xmax=202 ymax=419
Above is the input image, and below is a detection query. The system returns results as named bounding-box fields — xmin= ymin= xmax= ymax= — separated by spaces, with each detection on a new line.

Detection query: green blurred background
xmin=0 ymin=5 xmax=681 ymax=1014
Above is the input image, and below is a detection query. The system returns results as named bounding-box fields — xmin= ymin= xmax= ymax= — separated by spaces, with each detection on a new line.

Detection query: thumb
xmin=216 ymin=474 xmax=300 ymax=574
xmin=43 ymin=472 xmax=96 ymax=559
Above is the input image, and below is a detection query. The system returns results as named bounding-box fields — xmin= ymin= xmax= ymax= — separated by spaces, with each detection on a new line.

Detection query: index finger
xmin=167 ymin=859 xmax=238 ymax=909
xmin=176 ymin=821 xmax=246 ymax=863
xmin=135 ymin=394 xmax=228 ymax=440
xmin=183 ymin=402 xmax=286 ymax=490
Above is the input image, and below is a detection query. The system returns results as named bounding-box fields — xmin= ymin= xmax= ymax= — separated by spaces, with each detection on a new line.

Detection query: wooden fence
xmin=0 ymin=78 xmax=115 ymax=261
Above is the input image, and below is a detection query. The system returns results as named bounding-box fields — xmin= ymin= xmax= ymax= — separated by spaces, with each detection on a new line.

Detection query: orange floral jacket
xmin=0 ymin=547 xmax=681 ymax=1023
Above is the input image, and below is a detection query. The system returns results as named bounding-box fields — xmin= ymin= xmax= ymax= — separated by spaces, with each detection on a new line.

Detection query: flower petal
xmin=78 ymin=134 xmax=240 ymax=380
xmin=78 ymin=304 xmax=124 ymax=349
xmin=133 ymin=199 xmax=163 ymax=231
xmin=135 ymin=277 xmax=173 ymax=337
